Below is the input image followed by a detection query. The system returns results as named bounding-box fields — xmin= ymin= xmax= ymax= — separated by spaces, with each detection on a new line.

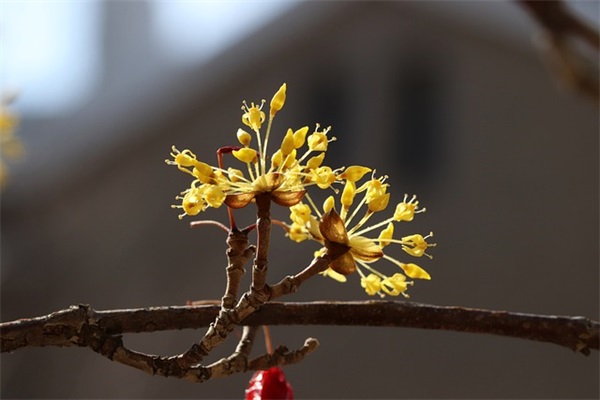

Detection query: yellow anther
xmin=270 ymin=83 xmax=286 ymax=116
xmin=232 ymin=148 xmax=258 ymax=164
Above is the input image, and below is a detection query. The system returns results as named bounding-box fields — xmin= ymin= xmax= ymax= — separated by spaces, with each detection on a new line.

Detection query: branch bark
xmin=2 ymin=301 xmax=597 ymax=356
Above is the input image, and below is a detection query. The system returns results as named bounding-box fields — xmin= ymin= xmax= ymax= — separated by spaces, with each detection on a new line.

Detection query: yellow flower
xmin=288 ymin=222 xmax=310 ymax=242
xmin=381 ymin=273 xmax=411 ymax=296
xmin=361 ymin=274 xmax=382 ymax=296
xmin=0 ymin=99 xmax=23 ymax=186
xmin=401 ymin=232 xmax=435 ymax=259
xmin=285 ymin=172 xmax=435 ymax=297
xmin=242 ymin=100 xmax=266 ymax=131
xmin=167 ymin=84 xmax=340 ymax=218
xmin=394 ymin=194 xmax=423 ymax=222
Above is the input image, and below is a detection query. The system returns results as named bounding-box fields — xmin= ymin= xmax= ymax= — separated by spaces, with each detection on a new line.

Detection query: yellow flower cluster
xmin=0 ymin=99 xmax=23 ymax=186
xmin=287 ymin=172 xmax=435 ymax=297
xmin=166 ymin=84 xmax=339 ymax=218
xmin=166 ymin=83 xmax=435 ymax=298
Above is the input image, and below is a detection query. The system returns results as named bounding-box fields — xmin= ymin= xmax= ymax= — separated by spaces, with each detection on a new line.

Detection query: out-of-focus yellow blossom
xmin=361 ymin=274 xmax=382 ymax=295
xmin=285 ymin=171 xmax=435 ymax=297
xmin=0 ymin=100 xmax=23 ymax=186
xmin=381 ymin=273 xmax=409 ymax=296
xmin=166 ymin=84 xmax=340 ymax=219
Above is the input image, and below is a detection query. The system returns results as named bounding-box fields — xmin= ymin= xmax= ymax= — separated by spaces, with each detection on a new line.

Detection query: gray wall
xmin=2 ymin=2 xmax=598 ymax=398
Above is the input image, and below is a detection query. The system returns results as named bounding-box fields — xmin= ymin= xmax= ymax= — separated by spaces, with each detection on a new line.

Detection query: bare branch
xmin=247 ymin=337 xmax=320 ymax=370
xmin=202 ymin=326 xmax=258 ymax=380
xmin=221 ymin=228 xmax=256 ymax=310
xmin=2 ymin=301 xmax=597 ymax=355
xmin=517 ymin=0 xmax=600 ymax=104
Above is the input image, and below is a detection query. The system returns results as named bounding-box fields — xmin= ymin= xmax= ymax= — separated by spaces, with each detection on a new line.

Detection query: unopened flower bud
xmin=237 ymin=129 xmax=252 ymax=147
xmin=270 ymin=83 xmax=286 ymax=116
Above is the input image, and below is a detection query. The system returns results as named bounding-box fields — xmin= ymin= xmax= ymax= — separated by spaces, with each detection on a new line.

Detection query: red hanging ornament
xmin=245 ymin=366 xmax=294 ymax=400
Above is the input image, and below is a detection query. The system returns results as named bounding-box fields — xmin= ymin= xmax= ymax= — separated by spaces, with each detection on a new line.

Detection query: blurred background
xmin=1 ymin=1 xmax=598 ymax=398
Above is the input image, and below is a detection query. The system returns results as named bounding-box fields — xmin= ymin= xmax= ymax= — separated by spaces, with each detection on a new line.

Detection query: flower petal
xmin=232 ymin=148 xmax=257 ymax=164
xmin=271 ymin=190 xmax=306 ymax=207
xmin=320 ymin=267 xmax=348 ymax=282
xmin=348 ymin=236 xmax=383 ymax=262
xmin=401 ymin=263 xmax=431 ymax=280
xmin=330 ymin=252 xmax=357 ymax=275
xmin=319 ymin=209 xmax=349 ymax=245
xmin=225 ymin=193 xmax=255 ymax=209
xmin=340 ymin=166 xmax=371 ymax=182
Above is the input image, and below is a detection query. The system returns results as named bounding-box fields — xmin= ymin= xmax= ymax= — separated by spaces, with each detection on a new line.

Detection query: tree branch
xmin=2 ymin=301 xmax=597 ymax=356
xmin=517 ymin=0 xmax=600 ymax=104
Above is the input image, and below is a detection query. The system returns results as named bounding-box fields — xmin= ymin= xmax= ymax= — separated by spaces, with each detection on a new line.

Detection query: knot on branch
xmin=238 ymin=288 xmax=270 ymax=311
xmin=268 ymin=276 xmax=299 ymax=299
xmin=183 ymin=365 xmax=211 ymax=383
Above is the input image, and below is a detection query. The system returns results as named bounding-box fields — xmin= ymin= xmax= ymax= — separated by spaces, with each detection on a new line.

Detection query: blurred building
xmin=1 ymin=1 xmax=598 ymax=398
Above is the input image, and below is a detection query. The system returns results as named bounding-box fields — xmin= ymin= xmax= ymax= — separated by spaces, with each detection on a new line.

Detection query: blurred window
xmin=151 ymin=1 xmax=298 ymax=64
xmin=0 ymin=1 xmax=102 ymax=116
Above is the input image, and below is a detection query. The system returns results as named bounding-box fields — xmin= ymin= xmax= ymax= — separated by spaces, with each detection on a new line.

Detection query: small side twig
xmin=247 ymin=337 xmax=320 ymax=370
xmin=518 ymin=0 xmax=600 ymax=104
xmin=202 ymin=325 xmax=258 ymax=380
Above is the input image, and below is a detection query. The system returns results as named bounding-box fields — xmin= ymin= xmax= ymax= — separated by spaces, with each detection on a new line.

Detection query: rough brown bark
xmin=2 ymin=301 xmax=597 ymax=356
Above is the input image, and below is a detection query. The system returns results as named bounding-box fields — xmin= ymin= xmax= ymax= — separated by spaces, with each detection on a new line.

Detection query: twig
xmin=248 ymin=337 xmax=320 ymax=370
xmin=251 ymin=193 xmax=272 ymax=292
xmin=518 ymin=0 xmax=599 ymax=50
xmin=202 ymin=326 xmax=257 ymax=380
xmin=2 ymin=301 xmax=597 ymax=355
xmin=221 ymin=228 xmax=256 ymax=309
xmin=517 ymin=0 xmax=600 ymax=104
